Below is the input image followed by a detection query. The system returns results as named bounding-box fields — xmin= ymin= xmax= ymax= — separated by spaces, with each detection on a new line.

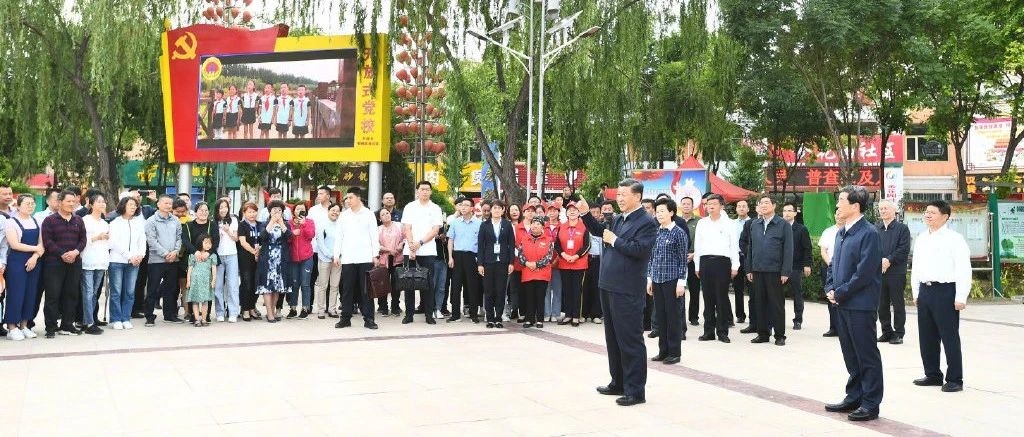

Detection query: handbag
xmin=394 ymin=259 xmax=431 ymax=292
xmin=366 ymin=265 xmax=392 ymax=299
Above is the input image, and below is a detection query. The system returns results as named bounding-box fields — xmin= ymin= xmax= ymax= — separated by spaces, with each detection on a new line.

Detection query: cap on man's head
xmin=531 ymin=215 xmax=547 ymax=225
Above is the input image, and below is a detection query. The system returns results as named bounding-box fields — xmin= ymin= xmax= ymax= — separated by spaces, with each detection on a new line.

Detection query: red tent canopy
xmin=710 ymin=173 xmax=757 ymax=203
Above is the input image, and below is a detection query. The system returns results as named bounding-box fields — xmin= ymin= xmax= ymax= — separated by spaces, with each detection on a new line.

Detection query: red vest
xmin=557 ymin=221 xmax=589 ymax=270
xmin=513 ymin=222 xmax=527 ymax=272
xmin=519 ymin=232 xmax=554 ymax=282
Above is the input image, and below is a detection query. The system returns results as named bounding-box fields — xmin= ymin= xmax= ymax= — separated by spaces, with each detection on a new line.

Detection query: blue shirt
xmin=647 ymin=224 xmax=689 ymax=283
xmin=446 ymin=215 xmax=481 ymax=253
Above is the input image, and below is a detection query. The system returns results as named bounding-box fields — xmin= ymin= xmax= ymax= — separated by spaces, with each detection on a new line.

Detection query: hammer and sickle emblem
xmin=171 ymin=32 xmax=197 ymax=60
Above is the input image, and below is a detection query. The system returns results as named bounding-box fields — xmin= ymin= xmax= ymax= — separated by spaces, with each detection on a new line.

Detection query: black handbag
xmin=395 ymin=259 xmax=431 ymax=291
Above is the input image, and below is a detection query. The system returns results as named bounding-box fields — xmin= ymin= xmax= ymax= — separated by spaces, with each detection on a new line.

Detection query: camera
xmin=298 ymin=210 xmax=308 ymax=218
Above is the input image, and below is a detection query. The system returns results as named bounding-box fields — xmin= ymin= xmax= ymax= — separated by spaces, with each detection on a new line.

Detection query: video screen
xmin=197 ymin=49 xmax=357 ymax=149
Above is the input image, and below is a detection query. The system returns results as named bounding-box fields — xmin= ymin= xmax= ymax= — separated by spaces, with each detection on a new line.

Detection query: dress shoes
xmin=825 ymin=400 xmax=860 ymax=413
xmin=774 ymin=338 xmax=786 ymax=346
xmin=737 ymin=317 xmax=745 ymax=323
xmin=718 ymin=336 xmax=731 ymax=343
xmin=822 ymin=329 xmax=838 ymax=337
xmin=402 ymin=316 xmax=414 ymax=324
xmin=847 ymin=407 xmax=879 ymax=421
xmin=877 ymin=333 xmax=893 ymax=343
xmin=793 ymin=322 xmax=802 ymax=330
xmin=889 ymin=336 xmax=903 ymax=345
xmin=740 ymin=326 xmax=757 ymax=334
xmin=596 ymin=385 xmax=625 ymax=396
xmin=751 ymin=336 xmax=770 ymax=344
xmin=913 ymin=377 xmax=943 ymax=386
xmin=662 ymin=356 xmax=680 ymax=365
xmin=447 ymin=315 xmax=461 ymax=323
xmin=698 ymin=334 xmax=715 ymax=341
xmin=364 ymin=321 xmax=379 ymax=330
xmin=426 ymin=317 xmax=437 ymax=324
xmin=941 ymin=382 xmax=963 ymax=392
xmin=615 ymin=395 xmax=646 ymax=406
xmin=334 ymin=319 xmax=351 ymax=329
xmin=647 ymin=331 xmax=659 ymax=338
xmin=689 ymin=320 xmax=699 ymax=326
xmin=651 ymin=354 xmax=666 ymax=362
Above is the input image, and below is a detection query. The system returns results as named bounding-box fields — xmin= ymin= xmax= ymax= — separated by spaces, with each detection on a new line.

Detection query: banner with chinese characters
xmin=768 ymin=167 xmax=882 ymax=189
xmin=998 ymin=201 xmax=1024 ymax=262
xmin=159 ymin=25 xmax=390 ymax=163
xmin=409 ymin=162 xmax=484 ymax=193
xmin=770 ymin=135 xmax=905 ymax=167
xmin=965 ymin=118 xmax=1024 ymax=172
xmin=883 ymin=167 xmax=904 ymax=204
xmin=965 ymin=173 xmax=1024 ymax=194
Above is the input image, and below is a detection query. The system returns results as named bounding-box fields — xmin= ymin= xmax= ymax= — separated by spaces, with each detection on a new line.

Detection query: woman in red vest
xmin=556 ymin=202 xmax=591 ymax=326
xmin=517 ymin=215 xmax=555 ymax=328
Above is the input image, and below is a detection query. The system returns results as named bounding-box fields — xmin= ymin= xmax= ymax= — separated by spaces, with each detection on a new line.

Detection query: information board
xmin=904 ymin=202 xmax=990 ymax=260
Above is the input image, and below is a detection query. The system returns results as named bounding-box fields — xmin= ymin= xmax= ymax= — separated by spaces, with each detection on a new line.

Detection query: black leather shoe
xmin=698 ymin=334 xmax=715 ymax=341
xmin=822 ymin=330 xmax=838 ymax=337
xmin=495 ymin=322 xmax=503 ymax=328
xmin=486 ymin=322 xmax=495 ymax=328
xmin=335 ymin=319 xmax=351 ymax=328
xmin=596 ymin=385 xmax=624 ymax=396
xmin=847 ymin=407 xmax=879 ymax=421
xmin=615 ymin=395 xmax=646 ymax=406
xmin=402 ymin=316 xmax=413 ymax=324
xmin=825 ymin=400 xmax=860 ymax=413
xmin=877 ymin=333 xmax=893 ymax=343
xmin=689 ymin=320 xmax=699 ymax=326
xmin=364 ymin=321 xmax=379 ymax=329
xmin=470 ymin=316 xmax=480 ymax=324
xmin=662 ymin=356 xmax=680 ymax=365
xmin=793 ymin=322 xmax=802 ymax=330
xmin=647 ymin=331 xmax=659 ymax=338
xmin=740 ymin=326 xmax=757 ymax=334
xmin=447 ymin=316 xmax=461 ymax=323
xmin=775 ymin=338 xmax=786 ymax=346
xmin=913 ymin=377 xmax=943 ymax=386
xmin=889 ymin=336 xmax=903 ymax=345
xmin=737 ymin=317 xmax=746 ymax=324
xmin=719 ymin=336 xmax=731 ymax=343
xmin=426 ymin=317 xmax=437 ymax=324
xmin=651 ymin=354 xmax=665 ymax=362
xmin=751 ymin=336 xmax=770 ymax=344
xmin=941 ymin=382 xmax=963 ymax=392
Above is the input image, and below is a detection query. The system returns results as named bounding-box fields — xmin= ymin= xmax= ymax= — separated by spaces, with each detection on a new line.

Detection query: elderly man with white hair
xmin=875 ymin=199 xmax=911 ymax=345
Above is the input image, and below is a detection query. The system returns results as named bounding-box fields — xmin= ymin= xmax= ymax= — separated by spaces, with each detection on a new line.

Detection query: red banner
xmin=767 ymin=167 xmax=882 ymax=189
xmin=770 ymin=134 xmax=904 ymax=167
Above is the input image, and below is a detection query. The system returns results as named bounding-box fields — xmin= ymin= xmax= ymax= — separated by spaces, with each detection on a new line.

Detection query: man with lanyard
xmin=446 ymin=197 xmax=481 ymax=323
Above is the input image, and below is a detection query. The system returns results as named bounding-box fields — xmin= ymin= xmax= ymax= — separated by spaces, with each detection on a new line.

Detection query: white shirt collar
xmin=660 ymin=221 xmax=676 ymax=230
xmin=845 ymin=215 xmax=864 ymax=232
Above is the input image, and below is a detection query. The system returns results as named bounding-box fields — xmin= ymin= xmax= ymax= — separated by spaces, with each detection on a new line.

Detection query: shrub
xmin=1001 ymin=263 xmax=1024 ymax=298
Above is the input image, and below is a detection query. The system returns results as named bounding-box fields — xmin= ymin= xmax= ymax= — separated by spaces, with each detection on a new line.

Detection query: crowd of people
xmin=0 ymin=180 xmax=972 ymax=418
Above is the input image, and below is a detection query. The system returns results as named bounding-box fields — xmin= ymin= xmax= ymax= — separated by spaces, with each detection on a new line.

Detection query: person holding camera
xmin=287 ymin=202 xmax=316 ymax=319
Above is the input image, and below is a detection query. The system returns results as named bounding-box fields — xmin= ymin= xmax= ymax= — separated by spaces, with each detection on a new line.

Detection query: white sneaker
xmin=111 ymin=322 xmax=124 ymax=330
xmin=433 ymin=310 xmax=443 ymax=319
xmin=122 ymin=321 xmax=134 ymax=330
xmin=228 ymin=316 xmax=237 ymax=323
xmin=20 ymin=328 xmax=37 ymax=338
xmin=593 ymin=318 xmax=603 ymax=324
xmin=216 ymin=316 xmax=225 ymax=322
xmin=7 ymin=329 xmax=25 ymax=341
xmin=502 ymin=314 xmax=510 ymax=322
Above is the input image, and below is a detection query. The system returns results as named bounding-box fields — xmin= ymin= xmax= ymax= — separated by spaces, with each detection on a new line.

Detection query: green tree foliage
xmin=726 ymin=145 xmax=765 ymax=193
xmin=382 ymin=146 xmax=415 ymax=207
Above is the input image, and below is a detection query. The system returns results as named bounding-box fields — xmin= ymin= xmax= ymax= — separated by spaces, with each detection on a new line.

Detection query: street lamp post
xmin=468 ymin=0 xmax=598 ymax=200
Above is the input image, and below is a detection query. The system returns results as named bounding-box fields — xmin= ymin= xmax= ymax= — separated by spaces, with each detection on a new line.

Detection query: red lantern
xmin=242 ymin=10 xmax=252 ymax=23
xmin=404 ymin=122 xmax=416 ymax=133
xmin=424 ymin=140 xmax=435 ymax=152
xmin=396 ymin=86 xmax=407 ymax=99
xmin=399 ymin=15 xmax=410 ymax=27
xmin=204 ymin=7 xmax=214 ymax=18
xmin=436 ymin=124 xmax=447 ymax=135
xmin=409 ymin=68 xmax=419 ymax=79
xmin=243 ymin=0 xmax=253 ymax=5
xmin=393 ymin=105 xmax=403 ymax=115
xmin=434 ymin=142 xmax=446 ymax=154
xmin=406 ymin=103 xmax=417 ymax=114
xmin=215 ymin=6 xmax=224 ymax=17
xmin=395 ymin=141 xmax=411 ymax=154
xmin=424 ymin=87 xmax=433 ymax=98
xmin=394 ymin=123 xmax=406 ymax=135
xmin=395 ymin=69 xmax=410 ymax=83
xmin=425 ymin=104 xmax=435 ymax=114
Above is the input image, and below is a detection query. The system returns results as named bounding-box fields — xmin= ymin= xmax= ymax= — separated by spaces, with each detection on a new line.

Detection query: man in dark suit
xmin=746 ymin=195 xmax=793 ymax=345
xmin=782 ymin=202 xmax=812 ymax=330
xmin=578 ymin=179 xmax=658 ymax=407
xmin=824 ymin=185 xmax=883 ymax=422
xmin=875 ymin=199 xmax=910 ymax=344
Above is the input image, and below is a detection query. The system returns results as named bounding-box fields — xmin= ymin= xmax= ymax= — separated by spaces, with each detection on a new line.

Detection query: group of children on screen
xmin=208 ymin=80 xmax=313 ymax=140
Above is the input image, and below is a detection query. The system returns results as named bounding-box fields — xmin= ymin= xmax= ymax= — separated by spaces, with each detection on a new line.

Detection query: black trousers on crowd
xmin=700 ymin=256 xmax=732 ymax=338
xmin=239 ymin=260 xmax=258 ymax=312
xmin=729 ymin=263 xmax=747 ymax=322
xmin=521 ymin=280 xmax=547 ymax=324
xmin=132 ymin=256 xmax=149 ymax=315
xmin=341 ymin=262 xmax=374 ymax=322
xmin=686 ymin=260 xmax=701 ymax=324
xmin=823 ymin=267 xmax=837 ymax=332
xmin=145 ymin=262 xmax=179 ymax=321
xmin=601 ymin=288 xmax=647 ymax=399
xmin=377 ymin=256 xmax=401 ymax=313
xmin=652 ymin=280 xmax=683 ymax=357
xmin=43 ymin=261 xmax=82 ymax=333
xmin=482 ymin=263 xmax=510 ymax=323
xmin=561 ymin=269 xmax=585 ymax=319
xmin=449 ymin=251 xmax=480 ymax=317
xmin=581 ymin=257 xmax=602 ymax=319
xmin=402 ymin=256 xmax=435 ymax=321
xmin=788 ymin=270 xmax=805 ymax=324
xmin=837 ymin=307 xmax=884 ymax=412
xmin=917 ymin=282 xmax=963 ymax=384
xmin=878 ymin=273 xmax=907 ymax=337
xmin=507 ymin=270 xmax=522 ymax=317
xmin=753 ymin=271 xmax=786 ymax=340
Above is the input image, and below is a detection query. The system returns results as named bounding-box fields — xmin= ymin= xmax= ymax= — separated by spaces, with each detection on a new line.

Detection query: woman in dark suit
xmin=477 ymin=200 xmax=515 ymax=328
xmin=237 ymin=202 xmax=263 ymax=321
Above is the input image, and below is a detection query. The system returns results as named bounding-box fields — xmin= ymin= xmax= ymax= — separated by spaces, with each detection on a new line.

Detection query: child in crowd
xmin=187 ymin=234 xmax=218 ymax=327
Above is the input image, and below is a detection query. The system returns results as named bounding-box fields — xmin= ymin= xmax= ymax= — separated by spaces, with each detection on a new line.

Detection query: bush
xmin=431 ymin=189 xmax=455 ymax=216
xmin=800 ymin=240 xmax=828 ymax=301
xmin=1001 ymin=263 xmax=1024 ymax=298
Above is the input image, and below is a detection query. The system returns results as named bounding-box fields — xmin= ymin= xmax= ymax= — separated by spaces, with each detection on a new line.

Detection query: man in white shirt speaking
xmin=693 ymin=194 xmax=739 ymax=343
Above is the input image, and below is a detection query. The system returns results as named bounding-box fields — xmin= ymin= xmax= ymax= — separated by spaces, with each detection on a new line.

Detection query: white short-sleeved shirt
xmin=217 ymin=219 xmax=239 ymax=256
xmin=401 ymin=200 xmax=444 ymax=257
xmin=818 ymin=225 xmax=839 ymax=265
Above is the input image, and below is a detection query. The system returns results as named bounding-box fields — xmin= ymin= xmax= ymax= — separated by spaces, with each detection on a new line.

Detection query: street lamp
xmin=468 ymin=0 xmax=599 ymax=200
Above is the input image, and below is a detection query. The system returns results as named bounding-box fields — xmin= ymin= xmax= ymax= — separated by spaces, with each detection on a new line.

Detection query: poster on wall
xmin=998 ymin=201 xmax=1024 ymax=262
xmin=632 ymin=169 xmax=709 ymax=206
xmin=904 ymin=202 xmax=990 ymax=259
xmin=965 ymin=117 xmax=1024 ymax=172
xmin=883 ymin=167 xmax=904 ymax=204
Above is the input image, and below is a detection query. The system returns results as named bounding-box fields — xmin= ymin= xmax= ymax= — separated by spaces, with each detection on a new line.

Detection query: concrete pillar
xmin=368 ymin=161 xmax=383 ymax=211
xmin=177 ymin=163 xmax=192 ymax=199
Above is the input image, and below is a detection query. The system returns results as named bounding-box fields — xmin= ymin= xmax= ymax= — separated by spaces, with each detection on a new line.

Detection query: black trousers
xmin=238 ymin=258 xmax=258 ymax=312
xmin=377 ymin=256 xmax=401 ymax=312
xmin=917 ymin=282 xmax=962 ymax=384
xmin=878 ymin=273 xmax=907 ymax=336
xmin=507 ymin=270 xmax=522 ymax=316
xmin=146 ymin=262 xmax=179 ymax=321
xmin=560 ymin=269 xmax=585 ymax=319
xmin=482 ymin=263 xmax=510 ymax=322
xmin=753 ymin=271 xmax=786 ymax=339
xmin=823 ymin=267 xmax=837 ymax=331
xmin=521 ymin=280 xmax=547 ymax=323
xmin=731 ymin=263 xmax=747 ymax=321
xmin=601 ymin=288 xmax=647 ymax=398
xmin=836 ymin=308 xmax=884 ymax=411
xmin=686 ymin=260 xmax=700 ymax=323
xmin=341 ymin=262 xmax=374 ymax=322
xmin=402 ymin=256 xmax=435 ymax=321
xmin=581 ymin=257 xmax=602 ymax=319
xmin=450 ymin=251 xmax=480 ymax=317
xmin=30 ymin=262 xmax=48 ymax=326
xmin=788 ymin=269 xmax=805 ymax=324
xmin=700 ymin=256 xmax=732 ymax=338
xmin=132 ymin=255 xmax=149 ymax=315
xmin=653 ymin=280 xmax=682 ymax=357
xmin=43 ymin=261 xmax=82 ymax=332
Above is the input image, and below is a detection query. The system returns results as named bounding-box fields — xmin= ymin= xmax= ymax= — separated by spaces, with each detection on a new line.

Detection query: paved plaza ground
xmin=1 ymin=299 xmax=1020 ymax=436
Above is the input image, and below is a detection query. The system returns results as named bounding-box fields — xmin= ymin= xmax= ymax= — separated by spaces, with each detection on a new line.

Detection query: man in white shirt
xmin=307 ymin=185 xmax=333 ymax=231
xmin=819 ymin=213 xmax=845 ymax=337
xmin=258 ymin=187 xmax=292 ymax=222
xmin=400 ymin=181 xmax=443 ymax=324
xmin=909 ymin=200 xmax=970 ymax=393
xmin=693 ymin=194 xmax=740 ymax=343
xmin=333 ymin=187 xmax=380 ymax=330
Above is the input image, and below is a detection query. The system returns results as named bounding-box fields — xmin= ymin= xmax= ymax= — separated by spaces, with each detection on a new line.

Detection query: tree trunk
xmin=1000 ymin=70 xmax=1024 ymax=173
xmin=72 ymin=35 xmax=119 ymax=204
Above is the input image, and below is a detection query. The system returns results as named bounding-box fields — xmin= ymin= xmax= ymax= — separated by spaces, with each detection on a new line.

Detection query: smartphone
xmin=603 ymin=212 xmax=613 ymax=223
xmin=298 ymin=210 xmax=308 ymax=218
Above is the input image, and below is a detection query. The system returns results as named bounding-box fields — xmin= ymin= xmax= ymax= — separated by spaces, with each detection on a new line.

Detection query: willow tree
xmin=0 ymin=1 xmax=186 ymax=197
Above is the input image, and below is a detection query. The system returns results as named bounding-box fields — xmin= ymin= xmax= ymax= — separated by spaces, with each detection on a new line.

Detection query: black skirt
xmin=292 ymin=125 xmax=309 ymax=136
xmin=224 ymin=112 xmax=239 ymax=128
xmin=241 ymin=107 xmax=257 ymax=124
xmin=210 ymin=113 xmax=224 ymax=129
xmin=258 ymin=122 xmax=272 ymax=131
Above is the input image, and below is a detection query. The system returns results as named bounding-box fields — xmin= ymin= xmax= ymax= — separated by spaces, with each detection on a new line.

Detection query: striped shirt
xmin=647 ymin=223 xmax=689 ymax=284
xmin=41 ymin=212 xmax=87 ymax=264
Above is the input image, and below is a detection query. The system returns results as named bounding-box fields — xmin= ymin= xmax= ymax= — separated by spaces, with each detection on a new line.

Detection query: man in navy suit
xmin=824 ymin=185 xmax=883 ymax=422
xmin=578 ymin=179 xmax=658 ymax=406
